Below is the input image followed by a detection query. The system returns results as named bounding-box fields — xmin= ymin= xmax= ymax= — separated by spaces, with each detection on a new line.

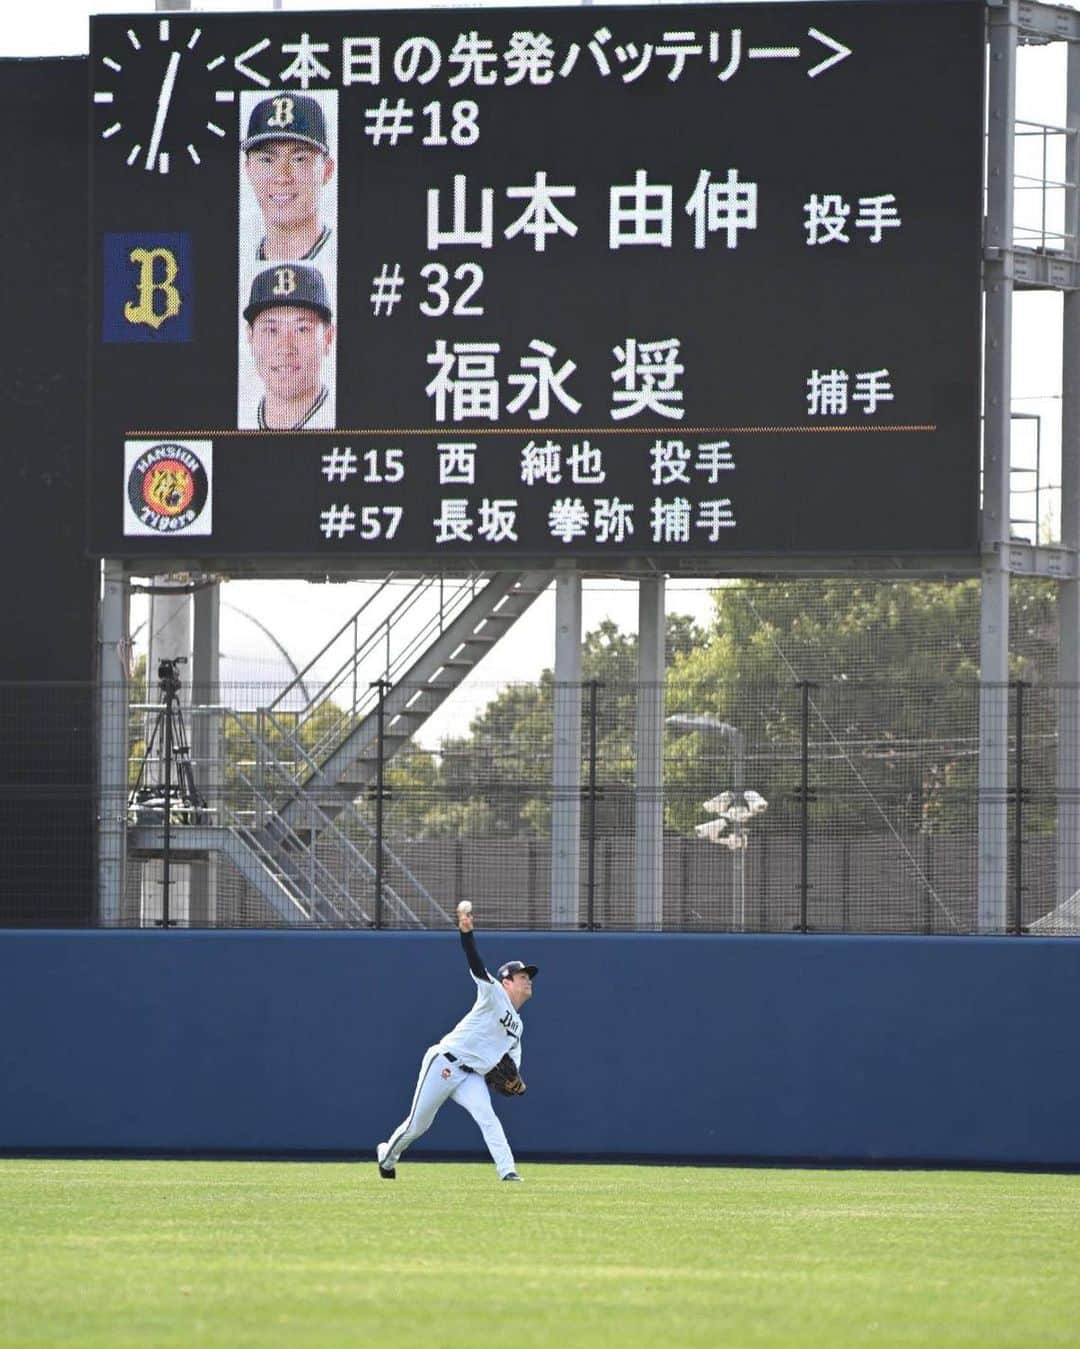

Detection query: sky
xmin=10 ymin=0 xmax=1075 ymax=722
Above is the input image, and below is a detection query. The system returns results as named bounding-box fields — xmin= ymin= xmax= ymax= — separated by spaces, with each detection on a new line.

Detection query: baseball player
xmin=242 ymin=93 xmax=335 ymax=263
xmin=242 ymin=263 xmax=334 ymax=431
xmin=376 ymin=904 xmax=537 ymax=1183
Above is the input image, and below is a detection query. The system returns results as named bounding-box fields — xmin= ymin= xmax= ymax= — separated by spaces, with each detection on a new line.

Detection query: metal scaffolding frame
xmin=981 ymin=0 xmax=1080 ymax=926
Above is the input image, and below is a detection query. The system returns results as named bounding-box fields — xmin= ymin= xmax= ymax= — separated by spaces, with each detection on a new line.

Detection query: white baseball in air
xmin=457 ymin=901 xmax=472 ymax=915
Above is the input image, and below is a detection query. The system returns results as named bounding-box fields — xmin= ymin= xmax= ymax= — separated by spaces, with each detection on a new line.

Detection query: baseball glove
xmin=485 ymin=1053 xmax=527 ymax=1097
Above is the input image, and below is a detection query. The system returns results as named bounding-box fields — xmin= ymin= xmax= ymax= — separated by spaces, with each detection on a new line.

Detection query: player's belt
xmin=443 ymin=1052 xmax=474 ymax=1074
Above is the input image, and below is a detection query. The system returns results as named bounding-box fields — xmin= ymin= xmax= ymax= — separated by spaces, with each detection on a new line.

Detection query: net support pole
xmin=97 ymin=560 xmax=130 ymax=925
xmin=635 ymin=576 xmax=665 ymax=929
xmin=978 ymin=0 xmax=1017 ymax=933
xmin=1057 ymin=38 xmax=1080 ymax=909
xmin=551 ymin=567 xmax=582 ymax=927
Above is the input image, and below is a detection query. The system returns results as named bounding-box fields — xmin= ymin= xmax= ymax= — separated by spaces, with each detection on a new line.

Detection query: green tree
xmin=409 ymin=614 xmax=706 ymax=839
xmin=666 ymin=578 xmax=1058 ymax=836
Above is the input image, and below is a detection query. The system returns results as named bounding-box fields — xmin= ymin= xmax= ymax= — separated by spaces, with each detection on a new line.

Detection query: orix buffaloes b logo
xmin=124 ymin=440 xmax=212 ymax=536
xmin=103 ymin=233 xmax=193 ymax=344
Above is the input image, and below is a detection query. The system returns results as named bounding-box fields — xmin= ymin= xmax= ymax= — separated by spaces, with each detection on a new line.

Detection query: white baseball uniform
xmin=254 ymin=385 xmax=332 ymax=430
xmin=256 ymin=223 xmax=333 ymax=262
xmin=379 ymin=931 xmax=528 ymax=1179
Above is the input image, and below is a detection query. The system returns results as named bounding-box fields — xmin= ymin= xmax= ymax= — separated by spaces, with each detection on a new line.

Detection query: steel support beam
xmin=635 ymin=578 xmax=665 ymax=928
xmin=1058 ymin=36 xmax=1080 ymax=907
xmin=97 ymin=561 xmax=129 ymax=925
xmin=143 ymin=582 xmax=193 ymax=926
xmin=190 ymin=580 xmax=220 ymax=925
xmin=1010 ymin=248 xmax=1080 ymax=290
xmin=1016 ymin=0 xmax=1080 ymax=43
xmin=997 ymin=540 xmax=1078 ymax=575
xmin=551 ymin=568 xmax=582 ymax=927
xmin=979 ymin=0 xmax=1019 ymax=932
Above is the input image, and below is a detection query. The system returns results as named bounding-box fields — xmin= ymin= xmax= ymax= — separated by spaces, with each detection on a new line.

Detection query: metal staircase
xmin=130 ymin=790 xmax=452 ymax=929
xmin=273 ymin=570 xmax=553 ymax=826
xmin=129 ymin=570 xmax=554 ymax=926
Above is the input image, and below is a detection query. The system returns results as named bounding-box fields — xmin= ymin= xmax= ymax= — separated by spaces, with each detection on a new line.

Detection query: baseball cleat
xmin=501 ymin=1172 xmax=524 ymax=1182
xmin=376 ymin=1142 xmax=396 ymax=1180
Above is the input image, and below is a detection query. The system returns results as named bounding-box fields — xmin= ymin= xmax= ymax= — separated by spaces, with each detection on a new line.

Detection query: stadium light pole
xmin=666 ymin=713 xmax=747 ymax=927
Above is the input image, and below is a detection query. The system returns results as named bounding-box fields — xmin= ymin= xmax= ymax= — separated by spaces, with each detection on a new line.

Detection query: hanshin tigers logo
xmin=124 ymin=440 xmax=212 ymax=536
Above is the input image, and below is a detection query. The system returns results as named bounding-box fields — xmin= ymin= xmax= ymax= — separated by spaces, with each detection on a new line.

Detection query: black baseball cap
xmin=497 ymin=960 xmax=538 ymax=980
xmin=242 ymin=94 xmax=330 ymax=156
xmin=244 ymin=263 xmax=333 ymax=325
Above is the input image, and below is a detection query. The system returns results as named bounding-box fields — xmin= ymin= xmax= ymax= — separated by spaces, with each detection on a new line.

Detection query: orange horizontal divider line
xmin=127 ymin=424 xmax=939 ymax=437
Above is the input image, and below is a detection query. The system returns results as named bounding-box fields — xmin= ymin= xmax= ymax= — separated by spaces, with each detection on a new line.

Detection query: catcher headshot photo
xmin=240 ymin=91 xmax=336 ymax=264
xmin=377 ymin=902 xmax=537 ymax=1183
xmin=238 ymin=263 xmax=336 ymax=431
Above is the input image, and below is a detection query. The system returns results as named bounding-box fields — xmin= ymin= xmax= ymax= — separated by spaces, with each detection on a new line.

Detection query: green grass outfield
xmin=1 ymin=1160 xmax=1078 ymax=1347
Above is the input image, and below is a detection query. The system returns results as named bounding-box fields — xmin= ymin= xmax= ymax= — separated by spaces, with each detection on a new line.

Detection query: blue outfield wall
xmin=1 ymin=931 xmax=1078 ymax=1166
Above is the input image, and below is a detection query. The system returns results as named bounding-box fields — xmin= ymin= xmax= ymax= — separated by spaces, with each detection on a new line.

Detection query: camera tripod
xmin=128 ymin=657 xmax=207 ymax=927
xmin=129 ymin=656 xmax=206 ymax=824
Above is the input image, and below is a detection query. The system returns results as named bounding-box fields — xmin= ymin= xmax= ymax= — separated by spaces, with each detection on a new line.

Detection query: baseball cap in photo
xmin=244 ymin=263 xmax=333 ymax=325
xmin=242 ymin=94 xmax=330 ymax=155
xmin=497 ymin=960 xmax=538 ymax=980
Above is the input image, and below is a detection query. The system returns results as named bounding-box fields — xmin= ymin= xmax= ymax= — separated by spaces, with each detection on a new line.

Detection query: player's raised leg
xmin=451 ymin=1070 xmax=519 ymax=1179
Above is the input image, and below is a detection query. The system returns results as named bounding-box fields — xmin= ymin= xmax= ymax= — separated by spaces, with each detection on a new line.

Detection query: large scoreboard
xmin=89 ymin=1 xmax=984 ymax=561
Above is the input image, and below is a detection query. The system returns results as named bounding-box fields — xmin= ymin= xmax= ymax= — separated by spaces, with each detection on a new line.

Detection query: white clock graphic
xmin=93 ymin=17 xmax=234 ymax=173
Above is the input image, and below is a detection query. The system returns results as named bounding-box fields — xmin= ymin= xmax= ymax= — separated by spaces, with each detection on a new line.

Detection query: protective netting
xmin=4 ymin=577 xmax=1078 ymax=932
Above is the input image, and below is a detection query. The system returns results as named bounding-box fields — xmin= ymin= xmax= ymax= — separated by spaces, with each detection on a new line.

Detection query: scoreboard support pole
xmin=978 ymin=0 xmax=1018 ymax=933
xmin=97 ymin=560 xmax=129 ymax=925
xmin=145 ymin=582 xmax=193 ymax=927
xmin=635 ymin=578 xmax=665 ymax=929
xmin=1056 ymin=35 xmax=1080 ymax=913
xmin=552 ymin=568 xmax=583 ymax=927
xmin=190 ymin=580 xmax=220 ymax=926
